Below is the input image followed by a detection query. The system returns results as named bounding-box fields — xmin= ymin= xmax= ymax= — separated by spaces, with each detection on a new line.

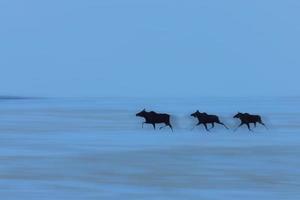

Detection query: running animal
xmin=136 ymin=109 xmax=173 ymax=131
xmin=233 ymin=112 xmax=267 ymax=131
xmin=191 ymin=110 xmax=228 ymax=131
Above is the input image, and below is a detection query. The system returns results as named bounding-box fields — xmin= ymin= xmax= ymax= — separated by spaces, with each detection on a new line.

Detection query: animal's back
xmin=204 ymin=114 xmax=219 ymax=123
xmin=210 ymin=114 xmax=219 ymax=120
xmin=148 ymin=111 xmax=170 ymax=123
xmin=157 ymin=113 xmax=170 ymax=121
xmin=253 ymin=114 xmax=262 ymax=121
xmin=149 ymin=111 xmax=157 ymax=115
xmin=243 ymin=113 xmax=262 ymax=122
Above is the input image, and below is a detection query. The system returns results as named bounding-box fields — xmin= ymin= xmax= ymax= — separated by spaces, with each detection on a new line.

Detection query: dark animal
xmin=190 ymin=110 xmax=228 ymax=131
xmin=233 ymin=112 xmax=266 ymax=131
xmin=136 ymin=109 xmax=173 ymax=131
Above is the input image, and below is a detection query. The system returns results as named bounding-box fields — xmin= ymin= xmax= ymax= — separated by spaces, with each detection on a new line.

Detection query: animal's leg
xmin=234 ymin=122 xmax=244 ymax=131
xmin=142 ymin=122 xmax=145 ymax=128
xmin=254 ymin=122 xmax=257 ymax=127
xmin=246 ymin=123 xmax=253 ymax=131
xmin=152 ymin=123 xmax=156 ymax=130
xmin=191 ymin=122 xmax=200 ymax=130
xmin=162 ymin=122 xmax=173 ymax=132
xmin=209 ymin=123 xmax=215 ymax=130
xmin=159 ymin=124 xmax=168 ymax=130
xmin=160 ymin=122 xmax=173 ymax=132
xmin=203 ymin=123 xmax=210 ymax=132
xmin=167 ymin=123 xmax=173 ymax=132
xmin=217 ymin=122 xmax=229 ymax=129
xmin=159 ymin=125 xmax=166 ymax=129
xmin=259 ymin=121 xmax=268 ymax=129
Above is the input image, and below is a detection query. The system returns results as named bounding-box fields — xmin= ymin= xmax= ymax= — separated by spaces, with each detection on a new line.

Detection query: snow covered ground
xmin=0 ymin=97 xmax=299 ymax=200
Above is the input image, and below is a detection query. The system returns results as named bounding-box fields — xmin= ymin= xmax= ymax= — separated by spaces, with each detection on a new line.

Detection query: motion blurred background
xmin=0 ymin=1 xmax=300 ymax=200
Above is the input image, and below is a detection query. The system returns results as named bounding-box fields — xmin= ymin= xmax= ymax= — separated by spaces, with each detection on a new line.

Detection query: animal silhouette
xmin=136 ymin=109 xmax=173 ymax=131
xmin=233 ymin=112 xmax=266 ymax=131
xmin=191 ymin=110 xmax=228 ymax=131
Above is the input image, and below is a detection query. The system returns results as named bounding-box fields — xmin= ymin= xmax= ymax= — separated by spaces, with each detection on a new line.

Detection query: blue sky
xmin=0 ymin=0 xmax=299 ymax=97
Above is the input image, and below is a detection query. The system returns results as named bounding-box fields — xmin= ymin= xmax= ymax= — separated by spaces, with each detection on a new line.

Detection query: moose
xmin=190 ymin=110 xmax=228 ymax=131
xmin=136 ymin=109 xmax=173 ymax=131
xmin=233 ymin=112 xmax=267 ymax=131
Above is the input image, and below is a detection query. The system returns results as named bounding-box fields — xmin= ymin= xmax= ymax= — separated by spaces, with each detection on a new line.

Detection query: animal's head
xmin=136 ymin=109 xmax=147 ymax=117
xmin=191 ymin=110 xmax=200 ymax=118
xmin=234 ymin=112 xmax=243 ymax=118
